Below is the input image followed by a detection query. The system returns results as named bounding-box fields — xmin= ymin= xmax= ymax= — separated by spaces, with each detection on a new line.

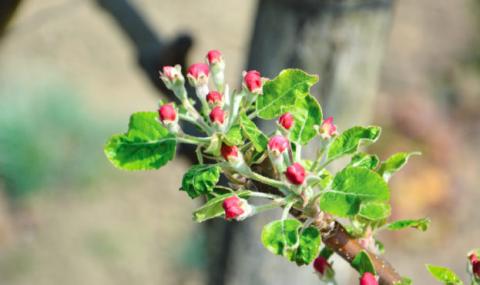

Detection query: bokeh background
xmin=0 ymin=0 xmax=479 ymax=284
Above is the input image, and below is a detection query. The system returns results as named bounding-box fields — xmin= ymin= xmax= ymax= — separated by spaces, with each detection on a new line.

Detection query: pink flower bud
xmin=313 ymin=256 xmax=330 ymax=275
xmin=243 ymin=70 xmax=262 ymax=94
xmin=268 ymin=135 xmax=289 ymax=155
xmin=158 ymin=103 xmax=177 ymax=123
xmin=319 ymin=116 xmax=338 ymax=139
xmin=470 ymin=253 xmax=478 ymax=264
xmin=278 ymin=113 xmax=294 ymax=130
xmin=209 ymin=106 xmax=225 ymax=125
xmin=187 ymin=63 xmax=210 ymax=86
xmin=473 ymin=260 xmax=480 ymax=278
xmin=206 ymin=91 xmax=223 ymax=105
xmin=222 ymin=195 xmax=251 ymax=221
xmin=206 ymin=50 xmax=223 ymax=65
xmin=159 ymin=65 xmax=184 ymax=88
xmin=221 ymin=144 xmax=238 ymax=161
xmin=223 ymin=196 xmax=245 ymax=220
xmin=285 ymin=162 xmax=306 ymax=185
xmin=359 ymin=272 xmax=378 ymax=285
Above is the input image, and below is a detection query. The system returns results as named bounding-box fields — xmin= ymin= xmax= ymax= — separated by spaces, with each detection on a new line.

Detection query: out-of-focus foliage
xmin=0 ymin=79 xmax=108 ymax=198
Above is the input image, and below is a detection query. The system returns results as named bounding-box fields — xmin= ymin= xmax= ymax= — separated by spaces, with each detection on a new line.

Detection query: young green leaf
xmin=239 ymin=113 xmax=268 ymax=152
xmin=349 ymin=152 xmax=380 ymax=170
xmin=386 ymin=218 xmax=431 ymax=232
xmin=327 ymin=126 xmax=381 ymax=161
xmin=223 ymin=125 xmax=243 ymax=146
xmin=256 ymin=69 xmax=318 ymax=119
xmin=358 ymin=201 xmax=391 ymax=221
xmin=193 ymin=190 xmax=251 ymax=222
xmin=181 ymin=164 xmax=221 ymax=199
xmin=293 ymin=227 xmax=322 ymax=265
xmin=378 ymin=152 xmax=420 ymax=181
xmin=319 ymin=167 xmax=389 ymax=217
xmin=352 ymin=250 xmax=376 ymax=275
xmin=261 ymin=219 xmax=302 ymax=260
xmin=289 ymin=95 xmax=323 ymax=145
xmin=104 ymin=112 xmax=176 ymax=170
xmin=426 ymin=264 xmax=464 ymax=285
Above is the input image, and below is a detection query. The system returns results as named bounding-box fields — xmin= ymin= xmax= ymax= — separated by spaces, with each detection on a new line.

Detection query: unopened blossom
xmin=285 ymin=162 xmax=306 ymax=185
xmin=243 ymin=70 xmax=263 ymax=94
xmin=318 ymin=116 xmax=338 ymax=139
xmin=278 ymin=113 xmax=294 ymax=130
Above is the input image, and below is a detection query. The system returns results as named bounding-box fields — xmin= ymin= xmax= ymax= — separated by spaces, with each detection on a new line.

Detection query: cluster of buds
xmin=469 ymin=253 xmax=480 ymax=279
xmin=359 ymin=272 xmax=378 ymax=285
xmin=222 ymin=195 xmax=252 ymax=221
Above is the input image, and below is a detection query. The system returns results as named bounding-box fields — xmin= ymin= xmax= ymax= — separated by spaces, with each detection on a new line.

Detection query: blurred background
xmin=0 ymin=0 xmax=479 ymax=284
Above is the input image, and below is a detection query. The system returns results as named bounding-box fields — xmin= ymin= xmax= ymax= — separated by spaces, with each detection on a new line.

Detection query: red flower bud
xmin=473 ymin=260 xmax=480 ymax=278
xmin=206 ymin=50 xmax=223 ymax=65
xmin=319 ymin=116 xmax=338 ymax=139
xmin=206 ymin=91 xmax=223 ymax=105
xmin=285 ymin=162 xmax=306 ymax=185
xmin=279 ymin=112 xmax=294 ymax=130
xmin=313 ymin=256 xmax=330 ymax=275
xmin=209 ymin=106 xmax=225 ymax=125
xmin=158 ymin=103 xmax=177 ymax=123
xmin=222 ymin=196 xmax=246 ymax=220
xmin=359 ymin=272 xmax=378 ymax=285
xmin=243 ymin=70 xmax=262 ymax=94
xmin=187 ymin=63 xmax=209 ymax=86
xmin=268 ymin=135 xmax=289 ymax=155
xmin=221 ymin=144 xmax=238 ymax=161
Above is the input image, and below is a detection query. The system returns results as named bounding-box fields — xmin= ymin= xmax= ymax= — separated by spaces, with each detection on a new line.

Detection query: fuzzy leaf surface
xmin=104 ymin=112 xmax=176 ymax=170
xmin=256 ymin=69 xmax=318 ymax=119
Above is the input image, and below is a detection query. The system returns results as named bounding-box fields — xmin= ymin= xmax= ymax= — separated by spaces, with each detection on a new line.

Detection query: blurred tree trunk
xmin=206 ymin=0 xmax=393 ymax=285
xmin=0 ymin=0 xmax=22 ymax=38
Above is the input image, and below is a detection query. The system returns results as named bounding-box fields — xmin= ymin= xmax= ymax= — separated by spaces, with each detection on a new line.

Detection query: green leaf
xmin=426 ymin=264 xmax=464 ymax=285
xmin=239 ymin=113 xmax=268 ymax=152
xmin=352 ymin=250 xmax=376 ymax=275
xmin=104 ymin=112 xmax=176 ymax=170
xmin=318 ymin=169 xmax=333 ymax=189
xmin=181 ymin=164 xmax=221 ymax=199
xmin=378 ymin=152 xmax=420 ymax=181
xmin=320 ymin=167 xmax=389 ymax=217
xmin=193 ymin=190 xmax=251 ymax=222
xmin=386 ymin=218 xmax=431 ymax=232
xmin=293 ymin=227 xmax=322 ymax=265
xmin=289 ymin=95 xmax=323 ymax=145
xmin=327 ymin=126 xmax=381 ymax=161
xmin=256 ymin=69 xmax=318 ymax=119
xmin=358 ymin=201 xmax=391 ymax=221
xmin=349 ymin=152 xmax=380 ymax=170
xmin=223 ymin=125 xmax=243 ymax=146
xmin=261 ymin=219 xmax=302 ymax=260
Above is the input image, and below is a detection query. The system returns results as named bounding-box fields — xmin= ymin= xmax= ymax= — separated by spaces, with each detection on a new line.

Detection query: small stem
xmin=179 ymin=113 xmax=205 ymax=131
xmin=248 ymin=191 xmax=282 ymax=200
xmin=282 ymin=201 xmax=294 ymax=220
xmin=195 ymin=146 xmax=204 ymax=164
xmin=253 ymin=200 xmax=284 ymax=215
xmin=248 ymin=171 xmax=285 ymax=189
